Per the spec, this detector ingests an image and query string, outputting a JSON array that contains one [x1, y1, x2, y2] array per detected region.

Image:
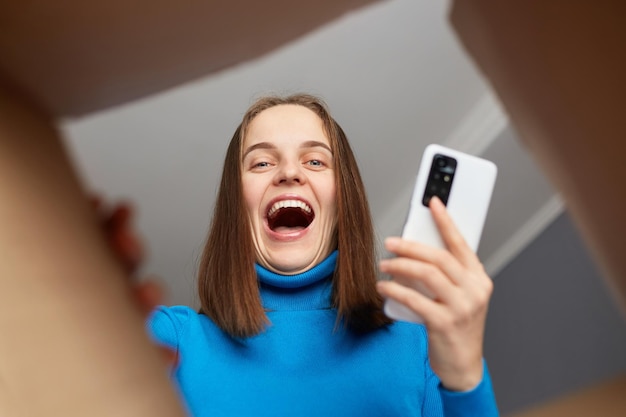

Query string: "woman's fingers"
[[428, 197, 481, 269], [90, 194, 176, 372], [133, 278, 165, 315], [379, 256, 458, 304], [94, 197, 144, 275], [134, 278, 177, 370], [376, 280, 443, 321], [378, 198, 493, 391], [383, 197, 486, 287], [108, 205, 144, 274], [384, 236, 467, 287]]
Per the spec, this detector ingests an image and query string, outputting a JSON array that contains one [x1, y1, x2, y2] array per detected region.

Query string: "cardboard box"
[[450, 1, 626, 413], [0, 0, 378, 117]]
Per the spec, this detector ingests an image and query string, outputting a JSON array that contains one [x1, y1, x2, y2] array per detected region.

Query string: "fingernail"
[[430, 196, 443, 210]]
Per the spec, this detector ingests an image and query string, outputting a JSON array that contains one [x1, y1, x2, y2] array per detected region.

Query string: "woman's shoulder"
[[149, 304, 198, 324], [146, 305, 205, 346], [383, 320, 430, 350], [387, 320, 428, 337]]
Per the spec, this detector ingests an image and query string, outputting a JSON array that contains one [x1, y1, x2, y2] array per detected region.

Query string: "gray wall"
[[485, 211, 626, 415]]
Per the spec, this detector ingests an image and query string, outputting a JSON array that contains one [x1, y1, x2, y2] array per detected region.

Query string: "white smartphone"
[[383, 144, 497, 323]]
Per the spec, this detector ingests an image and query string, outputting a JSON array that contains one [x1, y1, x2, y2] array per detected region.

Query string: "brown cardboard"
[[0, 0, 378, 117], [507, 374, 626, 417], [449, 0, 626, 314], [1, 0, 624, 414], [449, 1, 626, 414]]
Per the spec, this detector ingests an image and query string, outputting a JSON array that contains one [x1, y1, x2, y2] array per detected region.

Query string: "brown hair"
[[197, 93, 391, 338]]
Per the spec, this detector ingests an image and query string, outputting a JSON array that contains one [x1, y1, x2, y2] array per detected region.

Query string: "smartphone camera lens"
[[423, 153, 457, 207]]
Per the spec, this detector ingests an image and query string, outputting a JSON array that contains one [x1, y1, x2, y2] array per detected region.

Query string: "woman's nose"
[[275, 161, 305, 185]]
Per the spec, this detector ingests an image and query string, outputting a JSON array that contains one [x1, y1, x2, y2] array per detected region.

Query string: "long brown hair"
[[198, 93, 391, 338]]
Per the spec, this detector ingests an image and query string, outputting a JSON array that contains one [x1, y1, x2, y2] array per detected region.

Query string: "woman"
[[145, 93, 498, 416]]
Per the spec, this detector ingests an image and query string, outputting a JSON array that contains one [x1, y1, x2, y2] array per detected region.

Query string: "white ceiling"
[[60, 0, 559, 307]]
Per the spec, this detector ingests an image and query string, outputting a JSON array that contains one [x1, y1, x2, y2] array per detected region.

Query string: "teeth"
[[267, 200, 312, 217]]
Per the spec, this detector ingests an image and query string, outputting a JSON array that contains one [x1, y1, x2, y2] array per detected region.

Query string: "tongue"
[[273, 225, 306, 233], [268, 207, 311, 232]]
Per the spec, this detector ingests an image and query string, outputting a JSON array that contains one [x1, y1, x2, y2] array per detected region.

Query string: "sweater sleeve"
[[418, 323, 499, 417], [146, 305, 192, 350], [438, 360, 499, 417]]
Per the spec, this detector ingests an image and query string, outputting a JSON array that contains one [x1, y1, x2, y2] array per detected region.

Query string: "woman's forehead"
[[242, 105, 329, 149]]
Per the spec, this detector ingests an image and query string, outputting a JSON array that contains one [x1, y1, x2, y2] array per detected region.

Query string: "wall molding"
[[484, 194, 565, 277], [444, 91, 508, 155], [376, 91, 564, 279], [376, 91, 508, 240]]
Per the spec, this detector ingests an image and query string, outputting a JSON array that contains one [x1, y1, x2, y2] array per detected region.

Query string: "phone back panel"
[[402, 144, 497, 251], [384, 144, 497, 323]]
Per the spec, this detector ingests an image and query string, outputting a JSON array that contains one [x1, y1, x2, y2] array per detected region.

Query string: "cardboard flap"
[[0, 0, 378, 117]]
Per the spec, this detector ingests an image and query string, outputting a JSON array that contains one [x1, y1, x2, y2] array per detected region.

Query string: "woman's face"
[[241, 104, 337, 275]]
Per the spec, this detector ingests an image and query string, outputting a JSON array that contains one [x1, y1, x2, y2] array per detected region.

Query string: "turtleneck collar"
[[255, 250, 337, 311]]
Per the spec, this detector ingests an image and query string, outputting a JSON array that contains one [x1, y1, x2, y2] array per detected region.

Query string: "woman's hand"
[[92, 196, 177, 366], [376, 196, 493, 391]]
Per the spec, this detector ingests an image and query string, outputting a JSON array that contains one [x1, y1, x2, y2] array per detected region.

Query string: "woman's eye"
[[307, 159, 324, 167], [253, 161, 271, 169]]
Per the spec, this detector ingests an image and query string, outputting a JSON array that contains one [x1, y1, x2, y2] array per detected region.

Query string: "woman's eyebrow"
[[243, 140, 331, 159], [242, 142, 276, 160], [300, 140, 332, 153]]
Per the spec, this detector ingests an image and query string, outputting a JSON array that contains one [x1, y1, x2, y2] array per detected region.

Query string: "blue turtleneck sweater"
[[147, 251, 498, 416]]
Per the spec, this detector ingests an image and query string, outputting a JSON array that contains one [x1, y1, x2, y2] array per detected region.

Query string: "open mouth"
[[267, 199, 315, 233]]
